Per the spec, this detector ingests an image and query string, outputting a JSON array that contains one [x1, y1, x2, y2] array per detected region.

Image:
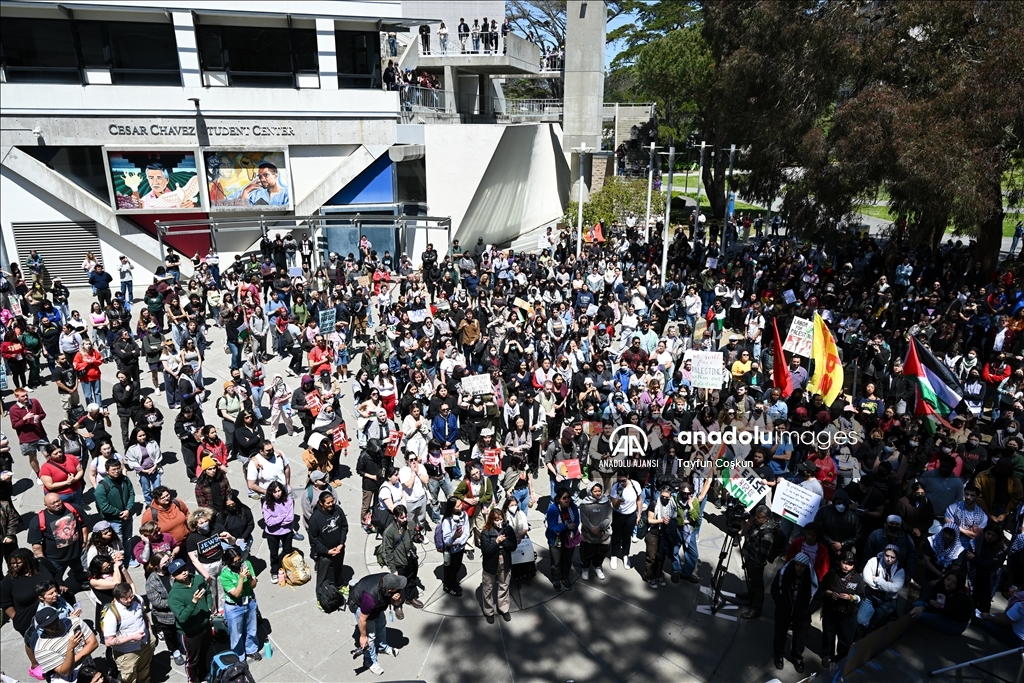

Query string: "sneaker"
[[581, 568, 590, 581], [172, 651, 185, 666], [623, 556, 631, 569], [681, 573, 700, 584], [647, 579, 659, 589], [369, 662, 384, 676], [821, 657, 832, 669], [671, 572, 680, 584], [248, 651, 262, 662], [740, 609, 761, 620], [293, 532, 305, 541], [500, 611, 511, 622], [594, 567, 606, 580], [658, 577, 667, 587], [29, 664, 45, 680], [609, 557, 618, 570], [554, 580, 564, 592], [271, 574, 279, 584], [793, 658, 805, 674], [129, 560, 140, 568], [485, 614, 495, 624], [563, 579, 571, 591], [247, 491, 260, 499], [773, 657, 784, 671]]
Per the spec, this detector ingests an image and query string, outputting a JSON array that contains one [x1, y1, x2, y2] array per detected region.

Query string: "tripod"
[[709, 531, 739, 614]]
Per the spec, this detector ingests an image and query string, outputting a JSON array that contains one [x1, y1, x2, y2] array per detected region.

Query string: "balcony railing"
[[498, 98, 563, 118], [401, 84, 447, 112], [418, 34, 509, 57]]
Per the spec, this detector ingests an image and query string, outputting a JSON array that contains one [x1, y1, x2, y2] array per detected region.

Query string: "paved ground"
[[2, 289, 1022, 683]]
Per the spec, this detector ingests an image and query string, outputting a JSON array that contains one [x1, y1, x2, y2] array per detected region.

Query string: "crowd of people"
[[2, 210, 1024, 681]]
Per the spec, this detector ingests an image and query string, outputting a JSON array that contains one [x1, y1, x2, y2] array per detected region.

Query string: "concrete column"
[[316, 18, 338, 90], [562, 0, 606, 201], [444, 65, 457, 114], [172, 12, 201, 89]]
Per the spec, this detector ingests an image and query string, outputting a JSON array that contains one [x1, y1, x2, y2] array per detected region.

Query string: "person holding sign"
[[544, 428, 583, 501]]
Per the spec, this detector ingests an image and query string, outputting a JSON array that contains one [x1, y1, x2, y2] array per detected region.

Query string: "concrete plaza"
[[0, 289, 1019, 683]]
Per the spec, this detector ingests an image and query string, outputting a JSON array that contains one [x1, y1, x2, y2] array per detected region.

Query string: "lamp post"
[[661, 145, 676, 286], [723, 143, 736, 255], [695, 141, 707, 243], [575, 142, 587, 258], [644, 141, 660, 243]]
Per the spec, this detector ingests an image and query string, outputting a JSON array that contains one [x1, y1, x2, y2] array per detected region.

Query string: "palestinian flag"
[[903, 336, 968, 431]]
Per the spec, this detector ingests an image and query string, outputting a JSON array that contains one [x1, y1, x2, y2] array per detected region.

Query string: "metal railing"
[[498, 98, 563, 118], [418, 34, 508, 57], [401, 84, 447, 112]]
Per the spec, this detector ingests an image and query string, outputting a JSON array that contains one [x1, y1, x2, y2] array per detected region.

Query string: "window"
[[0, 18, 79, 83], [196, 25, 318, 88], [0, 17, 180, 86], [19, 146, 109, 201], [335, 30, 380, 89]]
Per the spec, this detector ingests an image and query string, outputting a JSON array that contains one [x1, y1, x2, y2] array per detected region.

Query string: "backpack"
[[280, 550, 311, 586], [347, 574, 382, 614], [316, 580, 344, 614], [38, 503, 84, 533], [433, 523, 446, 552], [209, 651, 256, 683], [148, 498, 187, 522], [97, 599, 121, 645]]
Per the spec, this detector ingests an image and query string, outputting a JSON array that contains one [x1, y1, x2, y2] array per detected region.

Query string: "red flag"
[[594, 222, 605, 242], [772, 318, 793, 398]]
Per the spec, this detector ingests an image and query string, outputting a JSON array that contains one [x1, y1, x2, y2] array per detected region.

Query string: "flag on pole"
[[807, 313, 843, 406], [771, 318, 793, 398], [903, 335, 967, 431]]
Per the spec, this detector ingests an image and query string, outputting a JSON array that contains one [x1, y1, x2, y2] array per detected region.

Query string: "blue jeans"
[[674, 526, 700, 576], [138, 471, 161, 505], [108, 518, 134, 559], [911, 602, 969, 635], [82, 379, 101, 406], [976, 615, 1024, 647], [120, 280, 133, 301], [228, 342, 241, 370], [250, 384, 265, 419], [225, 599, 259, 657], [58, 489, 84, 508], [857, 593, 897, 629], [163, 372, 179, 406], [427, 474, 455, 522], [513, 487, 531, 511], [355, 609, 388, 666]]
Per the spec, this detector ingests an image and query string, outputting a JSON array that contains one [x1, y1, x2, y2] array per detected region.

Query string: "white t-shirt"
[[246, 453, 288, 491], [611, 479, 641, 516], [399, 466, 426, 505], [101, 597, 149, 653]]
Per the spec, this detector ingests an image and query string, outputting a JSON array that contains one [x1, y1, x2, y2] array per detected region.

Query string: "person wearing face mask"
[[864, 515, 918, 578], [184, 508, 224, 615], [963, 369, 985, 418], [925, 436, 964, 478], [642, 485, 678, 590], [291, 374, 319, 448], [819, 551, 862, 668], [770, 552, 818, 673], [895, 482, 935, 552], [959, 431, 989, 479], [858, 543, 905, 633], [813, 490, 862, 562], [308, 491, 348, 595]]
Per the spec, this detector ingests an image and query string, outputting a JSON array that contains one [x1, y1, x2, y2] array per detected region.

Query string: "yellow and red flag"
[[807, 313, 843, 406]]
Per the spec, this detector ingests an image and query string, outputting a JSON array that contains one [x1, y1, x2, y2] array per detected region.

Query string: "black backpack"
[[317, 581, 344, 614], [210, 651, 256, 683]]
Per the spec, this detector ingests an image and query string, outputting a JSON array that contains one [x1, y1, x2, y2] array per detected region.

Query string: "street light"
[[661, 145, 676, 286], [644, 142, 661, 243]]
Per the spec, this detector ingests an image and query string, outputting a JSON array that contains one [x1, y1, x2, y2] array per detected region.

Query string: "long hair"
[[483, 506, 505, 531]]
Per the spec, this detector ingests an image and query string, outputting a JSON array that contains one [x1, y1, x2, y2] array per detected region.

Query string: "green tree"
[[564, 178, 664, 229]]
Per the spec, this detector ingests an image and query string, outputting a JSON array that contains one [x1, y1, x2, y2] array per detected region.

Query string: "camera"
[[724, 495, 748, 536]]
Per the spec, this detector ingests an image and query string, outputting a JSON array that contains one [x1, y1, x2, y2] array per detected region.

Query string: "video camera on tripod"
[[724, 494, 749, 537]]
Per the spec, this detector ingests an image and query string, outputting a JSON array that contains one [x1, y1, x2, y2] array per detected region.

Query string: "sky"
[[605, 10, 636, 69]]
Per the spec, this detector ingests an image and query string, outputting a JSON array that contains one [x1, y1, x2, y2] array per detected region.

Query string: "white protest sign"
[[460, 374, 492, 396], [720, 465, 769, 511], [690, 351, 724, 390], [783, 317, 814, 357], [770, 478, 823, 526], [408, 309, 428, 323], [318, 308, 336, 330], [782, 289, 797, 305]]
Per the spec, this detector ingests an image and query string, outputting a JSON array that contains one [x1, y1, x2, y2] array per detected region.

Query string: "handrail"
[[401, 84, 447, 112]]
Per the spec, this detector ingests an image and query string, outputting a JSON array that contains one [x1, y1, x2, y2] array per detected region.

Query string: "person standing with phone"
[[167, 558, 212, 683]]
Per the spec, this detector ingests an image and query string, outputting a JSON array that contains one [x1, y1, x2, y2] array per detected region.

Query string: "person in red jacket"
[[9, 387, 48, 478], [73, 339, 104, 407], [785, 522, 830, 583]]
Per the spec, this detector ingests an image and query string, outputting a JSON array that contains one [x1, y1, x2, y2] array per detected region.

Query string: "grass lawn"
[[855, 204, 1020, 237]]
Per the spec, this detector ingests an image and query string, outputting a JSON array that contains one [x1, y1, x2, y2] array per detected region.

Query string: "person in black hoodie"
[[813, 490, 862, 563], [819, 551, 862, 668], [357, 439, 385, 532], [770, 552, 819, 673], [308, 490, 348, 590]]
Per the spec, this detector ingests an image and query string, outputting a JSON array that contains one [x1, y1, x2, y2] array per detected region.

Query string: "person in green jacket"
[[94, 459, 137, 565], [20, 322, 44, 388], [167, 558, 212, 683]]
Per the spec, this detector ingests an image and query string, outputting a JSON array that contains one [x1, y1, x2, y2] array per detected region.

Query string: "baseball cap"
[[35, 606, 60, 629], [310, 470, 327, 482], [168, 558, 189, 576]]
